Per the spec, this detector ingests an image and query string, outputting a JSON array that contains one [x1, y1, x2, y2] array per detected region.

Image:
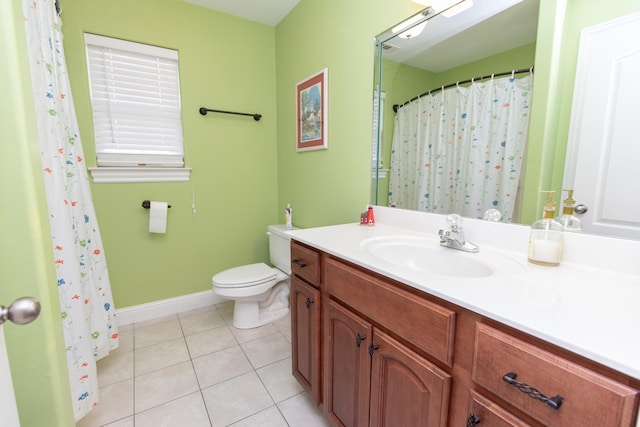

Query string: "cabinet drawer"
[[467, 390, 531, 427], [291, 241, 320, 286], [325, 257, 456, 367], [472, 323, 639, 427]]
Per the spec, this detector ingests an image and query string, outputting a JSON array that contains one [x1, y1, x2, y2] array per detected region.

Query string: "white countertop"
[[288, 207, 640, 380]]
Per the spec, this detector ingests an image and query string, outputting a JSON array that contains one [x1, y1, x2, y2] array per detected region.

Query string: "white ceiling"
[[182, 0, 301, 26]]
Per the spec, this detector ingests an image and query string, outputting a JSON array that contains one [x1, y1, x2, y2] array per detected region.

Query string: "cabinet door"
[[369, 329, 451, 427], [291, 276, 322, 404], [324, 299, 372, 427]]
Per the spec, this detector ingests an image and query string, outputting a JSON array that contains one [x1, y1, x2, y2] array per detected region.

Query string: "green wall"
[[274, 0, 421, 228], [61, 0, 279, 308], [1, 1, 75, 426], [4, 1, 640, 425]]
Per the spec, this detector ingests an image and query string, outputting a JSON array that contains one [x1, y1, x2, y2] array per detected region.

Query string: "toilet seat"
[[213, 263, 277, 288]]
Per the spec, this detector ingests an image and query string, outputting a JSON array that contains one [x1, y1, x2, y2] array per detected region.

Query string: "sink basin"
[[361, 236, 524, 278]]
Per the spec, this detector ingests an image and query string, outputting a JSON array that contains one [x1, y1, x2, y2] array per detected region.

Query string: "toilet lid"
[[213, 263, 277, 288]]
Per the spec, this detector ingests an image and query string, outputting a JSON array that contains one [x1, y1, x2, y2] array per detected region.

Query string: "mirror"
[[372, 0, 539, 223]]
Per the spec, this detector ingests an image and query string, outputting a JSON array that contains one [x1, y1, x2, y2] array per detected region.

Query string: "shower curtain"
[[388, 74, 533, 222], [22, 0, 118, 420]]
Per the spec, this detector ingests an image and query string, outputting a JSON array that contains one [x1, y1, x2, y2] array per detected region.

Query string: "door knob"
[[574, 204, 588, 214], [0, 297, 41, 326]]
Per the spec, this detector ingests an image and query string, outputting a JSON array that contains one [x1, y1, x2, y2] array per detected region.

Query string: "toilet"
[[212, 225, 296, 329]]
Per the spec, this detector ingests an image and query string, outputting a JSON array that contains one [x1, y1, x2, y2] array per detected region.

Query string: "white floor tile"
[[256, 357, 303, 403], [192, 345, 253, 389], [111, 324, 134, 355], [135, 391, 210, 427], [179, 307, 227, 336], [241, 333, 291, 369], [76, 379, 134, 427], [97, 350, 134, 387], [134, 313, 178, 329], [278, 392, 330, 427], [229, 322, 280, 344], [228, 406, 288, 427], [134, 318, 183, 350], [135, 360, 199, 413], [134, 336, 190, 376], [185, 325, 238, 359], [86, 303, 327, 427], [102, 417, 134, 427], [202, 371, 274, 427]]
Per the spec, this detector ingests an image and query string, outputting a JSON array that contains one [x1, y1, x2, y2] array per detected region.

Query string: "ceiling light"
[[412, 0, 474, 17], [391, 8, 431, 38]]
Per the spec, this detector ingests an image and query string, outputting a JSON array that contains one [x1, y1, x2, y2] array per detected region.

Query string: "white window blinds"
[[84, 34, 184, 167]]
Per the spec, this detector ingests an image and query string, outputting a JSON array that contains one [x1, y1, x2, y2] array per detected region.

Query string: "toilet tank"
[[268, 224, 298, 274]]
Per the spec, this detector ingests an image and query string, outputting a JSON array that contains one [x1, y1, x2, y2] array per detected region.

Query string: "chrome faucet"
[[438, 214, 479, 253]]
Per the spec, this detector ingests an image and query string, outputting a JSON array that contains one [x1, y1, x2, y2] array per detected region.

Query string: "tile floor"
[[76, 302, 330, 427]]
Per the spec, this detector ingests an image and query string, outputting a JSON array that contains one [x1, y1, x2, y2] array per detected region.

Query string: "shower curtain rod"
[[392, 66, 534, 113]]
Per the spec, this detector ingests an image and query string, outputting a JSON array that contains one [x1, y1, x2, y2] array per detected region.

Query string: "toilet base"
[[232, 282, 290, 329]]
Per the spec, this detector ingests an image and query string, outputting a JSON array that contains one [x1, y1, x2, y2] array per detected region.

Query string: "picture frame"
[[296, 68, 328, 151]]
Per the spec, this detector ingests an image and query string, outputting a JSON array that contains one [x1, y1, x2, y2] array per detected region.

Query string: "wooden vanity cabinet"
[[323, 256, 452, 427], [290, 242, 322, 404], [471, 323, 640, 427], [290, 241, 640, 427]]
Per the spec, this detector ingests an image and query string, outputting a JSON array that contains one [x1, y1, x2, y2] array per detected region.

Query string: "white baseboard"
[[115, 290, 227, 326]]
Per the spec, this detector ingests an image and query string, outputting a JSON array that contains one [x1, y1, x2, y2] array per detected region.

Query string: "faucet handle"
[[446, 213, 463, 231]]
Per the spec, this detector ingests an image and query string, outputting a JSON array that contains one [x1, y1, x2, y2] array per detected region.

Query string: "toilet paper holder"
[[142, 200, 171, 209]]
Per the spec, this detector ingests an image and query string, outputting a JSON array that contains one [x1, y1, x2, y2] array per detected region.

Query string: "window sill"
[[89, 167, 191, 183]]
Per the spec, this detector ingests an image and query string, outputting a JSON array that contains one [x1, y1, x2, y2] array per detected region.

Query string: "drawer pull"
[[355, 333, 366, 347], [305, 297, 314, 308], [466, 414, 481, 426], [503, 372, 564, 410], [292, 259, 307, 268]]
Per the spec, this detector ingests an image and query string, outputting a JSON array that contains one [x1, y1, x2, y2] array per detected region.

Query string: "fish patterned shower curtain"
[[389, 74, 533, 222], [21, 0, 118, 420]]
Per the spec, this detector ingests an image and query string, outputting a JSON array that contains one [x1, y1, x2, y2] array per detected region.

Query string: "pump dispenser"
[[555, 189, 582, 232], [528, 191, 563, 266]]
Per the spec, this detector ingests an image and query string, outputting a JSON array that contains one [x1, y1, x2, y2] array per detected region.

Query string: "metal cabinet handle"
[[355, 333, 366, 347], [368, 342, 380, 357], [292, 259, 307, 268], [0, 297, 41, 326], [305, 297, 314, 308], [503, 372, 563, 410], [466, 414, 481, 426]]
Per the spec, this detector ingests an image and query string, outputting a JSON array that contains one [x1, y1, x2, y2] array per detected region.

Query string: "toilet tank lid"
[[268, 224, 299, 238], [213, 263, 276, 287]]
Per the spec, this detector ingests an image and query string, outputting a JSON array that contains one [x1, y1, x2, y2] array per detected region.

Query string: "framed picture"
[[296, 68, 328, 151]]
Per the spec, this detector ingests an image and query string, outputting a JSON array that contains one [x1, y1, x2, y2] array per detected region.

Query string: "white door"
[[0, 326, 20, 427], [564, 12, 640, 239]]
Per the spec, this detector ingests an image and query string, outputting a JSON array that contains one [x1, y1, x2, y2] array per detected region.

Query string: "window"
[[84, 34, 185, 170]]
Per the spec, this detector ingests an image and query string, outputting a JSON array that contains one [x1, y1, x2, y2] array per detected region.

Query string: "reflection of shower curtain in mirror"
[[388, 75, 533, 222]]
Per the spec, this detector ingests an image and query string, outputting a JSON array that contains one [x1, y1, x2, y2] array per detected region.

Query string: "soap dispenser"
[[555, 189, 582, 232], [528, 191, 563, 266]]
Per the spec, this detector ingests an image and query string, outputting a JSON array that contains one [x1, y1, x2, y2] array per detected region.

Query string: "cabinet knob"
[[503, 371, 563, 410], [466, 414, 481, 426], [305, 297, 314, 308], [292, 259, 307, 268], [355, 333, 366, 347], [368, 342, 380, 357]]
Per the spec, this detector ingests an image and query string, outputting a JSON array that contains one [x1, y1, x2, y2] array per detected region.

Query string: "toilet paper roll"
[[148, 201, 168, 233]]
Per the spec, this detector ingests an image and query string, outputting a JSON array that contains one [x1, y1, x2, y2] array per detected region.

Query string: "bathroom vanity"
[[289, 207, 640, 427]]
